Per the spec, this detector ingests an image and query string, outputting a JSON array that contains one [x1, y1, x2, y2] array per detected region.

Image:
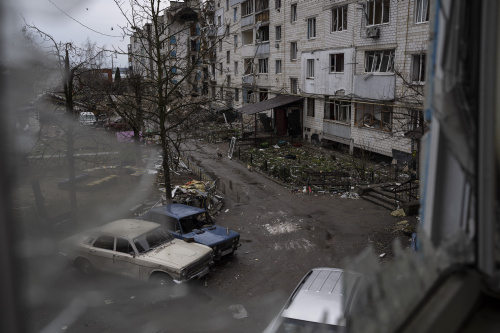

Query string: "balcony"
[[255, 42, 270, 56], [242, 74, 254, 85], [255, 10, 269, 22], [353, 74, 395, 100], [323, 120, 351, 144], [241, 15, 254, 27]]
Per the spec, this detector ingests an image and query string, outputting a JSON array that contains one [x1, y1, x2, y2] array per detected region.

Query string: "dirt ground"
[[15, 140, 418, 332]]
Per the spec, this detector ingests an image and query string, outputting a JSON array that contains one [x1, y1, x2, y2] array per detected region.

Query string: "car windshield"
[[275, 318, 344, 333], [133, 227, 174, 254], [179, 213, 209, 233]]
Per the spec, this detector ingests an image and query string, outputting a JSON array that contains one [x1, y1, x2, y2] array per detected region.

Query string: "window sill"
[[306, 77, 314, 80], [363, 72, 395, 76], [329, 71, 345, 74], [415, 20, 429, 25], [410, 81, 426, 86], [308, 37, 317, 40], [366, 22, 390, 27]]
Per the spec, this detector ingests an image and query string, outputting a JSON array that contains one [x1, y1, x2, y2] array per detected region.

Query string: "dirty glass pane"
[[93, 235, 114, 250], [115, 238, 132, 253]]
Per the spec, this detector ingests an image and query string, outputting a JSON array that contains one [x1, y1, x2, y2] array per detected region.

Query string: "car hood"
[[140, 239, 211, 270], [183, 225, 239, 247]]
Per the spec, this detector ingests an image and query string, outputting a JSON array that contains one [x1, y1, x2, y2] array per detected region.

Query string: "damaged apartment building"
[[211, 0, 429, 161]]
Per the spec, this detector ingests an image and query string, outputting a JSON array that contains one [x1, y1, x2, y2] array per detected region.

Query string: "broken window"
[[275, 0, 281, 9], [234, 34, 238, 47], [290, 42, 298, 60], [256, 0, 269, 11], [365, 49, 395, 73], [242, 0, 254, 16], [330, 53, 344, 73], [307, 98, 315, 117], [408, 109, 423, 131], [332, 6, 348, 32], [259, 58, 269, 73], [275, 59, 282, 74], [260, 89, 268, 101], [257, 25, 269, 42], [306, 59, 314, 78], [366, 0, 390, 26], [234, 61, 239, 74], [307, 17, 316, 39], [415, 0, 429, 23], [244, 58, 254, 74], [355, 102, 392, 131], [242, 29, 254, 45], [275, 25, 282, 41], [234, 7, 238, 22], [290, 77, 298, 94], [411, 53, 426, 82], [291, 3, 297, 22], [324, 99, 351, 123]]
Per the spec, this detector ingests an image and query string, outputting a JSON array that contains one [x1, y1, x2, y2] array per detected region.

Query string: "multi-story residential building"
[[212, 0, 430, 161]]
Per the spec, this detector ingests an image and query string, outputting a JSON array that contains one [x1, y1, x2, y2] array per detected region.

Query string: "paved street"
[[25, 140, 401, 333]]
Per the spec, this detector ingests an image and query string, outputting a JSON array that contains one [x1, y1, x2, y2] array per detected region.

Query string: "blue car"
[[141, 204, 240, 260]]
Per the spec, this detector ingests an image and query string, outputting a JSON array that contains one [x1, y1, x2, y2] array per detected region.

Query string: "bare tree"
[[112, 0, 227, 202]]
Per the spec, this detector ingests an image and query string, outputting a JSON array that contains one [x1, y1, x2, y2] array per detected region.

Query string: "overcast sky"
[[11, 0, 132, 68]]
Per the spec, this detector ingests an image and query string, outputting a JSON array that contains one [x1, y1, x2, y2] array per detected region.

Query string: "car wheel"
[[149, 272, 174, 287], [75, 258, 94, 275]]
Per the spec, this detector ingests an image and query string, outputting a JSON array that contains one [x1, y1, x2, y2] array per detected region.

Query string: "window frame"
[[415, 0, 429, 23], [307, 98, 315, 117], [307, 17, 316, 39], [235, 88, 240, 101], [411, 53, 426, 83], [258, 58, 269, 74], [275, 25, 282, 41], [354, 102, 393, 132], [291, 3, 297, 22], [275, 59, 282, 74], [366, 0, 390, 26], [290, 42, 298, 60], [242, 0, 254, 17], [364, 49, 395, 73], [306, 59, 315, 78], [234, 61, 239, 75], [329, 53, 345, 73], [290, 77, 298, 94], [324, 99, 351, 124], [331, 5, 348, 32], [227, 50, 230, 63], [275, 0, 281, 9]]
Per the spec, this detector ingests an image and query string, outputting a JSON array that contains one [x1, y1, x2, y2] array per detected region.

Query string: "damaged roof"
[[236, 94, 303, 115]]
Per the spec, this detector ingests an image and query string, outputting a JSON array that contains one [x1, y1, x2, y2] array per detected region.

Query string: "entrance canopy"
[[236, 95, 304, 115]]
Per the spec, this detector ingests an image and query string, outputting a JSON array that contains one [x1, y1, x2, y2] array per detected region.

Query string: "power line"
[[47, 0, 122, 38]]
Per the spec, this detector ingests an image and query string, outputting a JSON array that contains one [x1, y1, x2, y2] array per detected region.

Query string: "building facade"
[[212, 0, 429, 159]]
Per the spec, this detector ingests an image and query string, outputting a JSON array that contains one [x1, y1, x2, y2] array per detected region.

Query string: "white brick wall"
[[211, 0, 428, 158]]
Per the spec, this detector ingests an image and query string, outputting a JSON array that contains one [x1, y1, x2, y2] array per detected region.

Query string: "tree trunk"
[[64, 49, 78, 226]]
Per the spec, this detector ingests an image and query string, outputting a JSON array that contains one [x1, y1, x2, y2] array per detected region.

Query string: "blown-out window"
[[365, 49, 394, 73], [355, 103, 392, 131]]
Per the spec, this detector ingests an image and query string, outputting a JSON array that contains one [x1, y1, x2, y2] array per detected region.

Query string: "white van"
[[79, 112, 96, 126]]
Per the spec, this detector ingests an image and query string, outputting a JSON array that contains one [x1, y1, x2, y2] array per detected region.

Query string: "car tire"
[[149, 272, 174, 287], [75, 258, 94, 276]]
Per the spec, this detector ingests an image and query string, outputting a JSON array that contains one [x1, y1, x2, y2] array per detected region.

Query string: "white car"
[[59, 219, 213, 284], [264, 268, 361, 332]]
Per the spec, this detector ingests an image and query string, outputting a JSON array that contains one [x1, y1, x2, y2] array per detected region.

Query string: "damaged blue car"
[[141, 203, 240, 260]]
